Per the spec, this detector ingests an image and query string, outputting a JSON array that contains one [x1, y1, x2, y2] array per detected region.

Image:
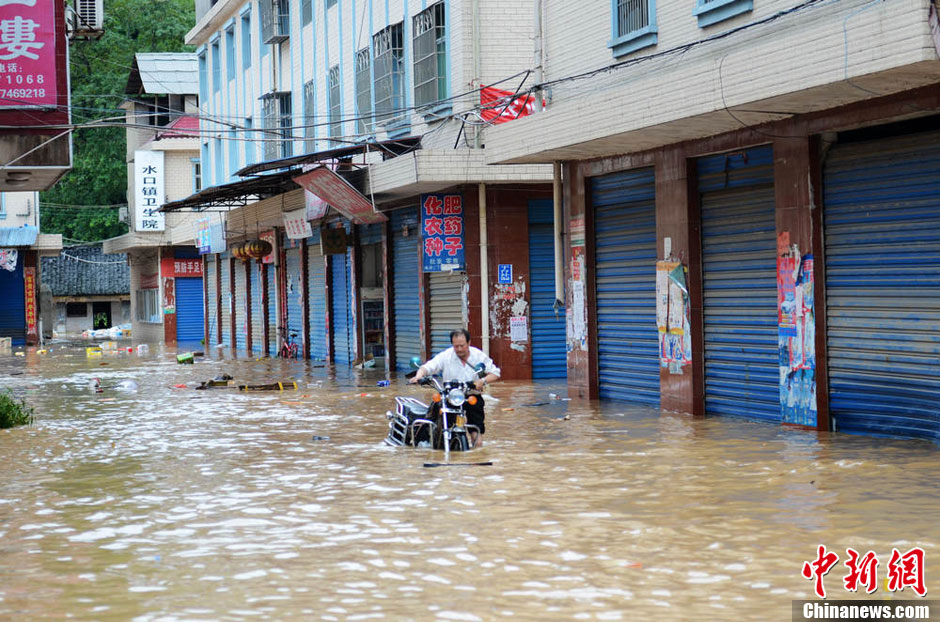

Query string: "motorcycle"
[[385, 366, 486, 453]]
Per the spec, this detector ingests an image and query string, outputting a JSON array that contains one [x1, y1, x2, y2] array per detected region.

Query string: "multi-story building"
[[167, 0, 562, 377], [103, 53, 206, 346], [482, 0, 940, 441]]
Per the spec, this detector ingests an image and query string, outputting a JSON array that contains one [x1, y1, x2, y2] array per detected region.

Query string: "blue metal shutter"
[[528, 199, 567, 378], [699, 145, 778, 422], [392, 208, 421, 371], [331, 249, 353, 364], [285, 244, 304, 351], [0, 260, 25, 346], [205, 255, 218, 346], [234, 259, 248, 351], [266, 262, 277, 356], [175, 277, 205, 344], [823, 131, 940, 441], [250, 263, 264, 353], [307, 232, 328, 360], [591, 168, 660, 405], [219, 256, 232, 347], [428, 271, 465, 354]]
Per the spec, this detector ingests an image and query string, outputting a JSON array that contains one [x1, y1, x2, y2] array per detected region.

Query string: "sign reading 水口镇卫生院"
[[421, 193, 464, 272], [0, 0, 58, 109], [134, 150, 166, 232]]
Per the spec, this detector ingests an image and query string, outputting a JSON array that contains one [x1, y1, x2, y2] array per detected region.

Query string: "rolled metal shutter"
[[528, 199, 567, 379], [823, 131, 940, 441], [331, 249, 353, 364], [307, 232, 328, 360], [234, 259, 248, 352], [592, 168, 659, 405], [266, 262, 277, 356], [0, 260, 26, 346], [205, 255, 218, 346], [219, 256, 232, 347], [428, 271, 466, 354], [250, 263, 264, 353], [285, 243, 304, 350], [175, 277, 205, 344], [392, 208, 421, 371], [699, 145, 778, 421]]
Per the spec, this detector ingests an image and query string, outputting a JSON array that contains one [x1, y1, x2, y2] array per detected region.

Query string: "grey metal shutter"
[[307, 230, 328, 360], [175, 277, 205, 344], [591, 167, 659, 405], [529, 199, 567, 379], [219, 255, 232, 347], [266, 262, 277, 357], [205, 255, 218, 346], [0, 260, 25, 346], [331, 249, 354, 364], [428, 271, 466, 354], [234, 259, 248, 352], [823, 130, 940, 441], [698, 145, 778, 421], [285, 243, 304, 350], [250, 263, 264, 353], [392, 208, 421, 370]]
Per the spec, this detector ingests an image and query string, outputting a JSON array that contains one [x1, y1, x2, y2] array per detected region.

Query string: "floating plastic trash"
[[177, 352, 194, 364], [136, 344, 149, 355], [86, 347, 102, 357]]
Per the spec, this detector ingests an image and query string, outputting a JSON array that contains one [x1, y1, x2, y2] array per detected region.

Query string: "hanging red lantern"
[[245, 239, 273, 259], [231, 241, 249, 261]]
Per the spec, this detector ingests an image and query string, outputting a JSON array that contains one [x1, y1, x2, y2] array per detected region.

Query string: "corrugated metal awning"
[[0, 226, 38, 246], [159, 169, 302, 212], [236, 136, 421, 177]]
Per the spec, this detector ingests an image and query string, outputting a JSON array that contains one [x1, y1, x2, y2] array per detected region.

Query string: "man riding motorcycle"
[[409, 328, 500, 448]]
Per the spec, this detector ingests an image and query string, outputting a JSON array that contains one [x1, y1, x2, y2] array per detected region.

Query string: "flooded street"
[[0, 344, 937, 621]]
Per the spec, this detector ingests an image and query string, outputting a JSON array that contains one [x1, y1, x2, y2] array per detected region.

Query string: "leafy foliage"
[[40, 0, 195, 242], [0, 390, 34, 429]]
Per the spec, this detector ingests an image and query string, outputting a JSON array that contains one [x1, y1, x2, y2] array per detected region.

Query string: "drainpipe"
[[553, 162, 564, 309], [534, 0, 543, 108], [472, 0, 481, 148], [479, 182, 489, 354]]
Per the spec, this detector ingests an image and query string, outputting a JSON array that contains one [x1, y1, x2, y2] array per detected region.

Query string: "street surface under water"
[[0, 343, 937, 621]]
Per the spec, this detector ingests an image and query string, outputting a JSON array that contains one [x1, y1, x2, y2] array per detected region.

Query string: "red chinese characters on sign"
[[172, 259, 204, 278], [0, 0, 57, 108], [23, 266, 36, 337], [421, 193, 464, 272], [802, 546, 928, 599]]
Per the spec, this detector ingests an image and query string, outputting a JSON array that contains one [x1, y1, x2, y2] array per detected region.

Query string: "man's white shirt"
[[420, 346, 501, 383]]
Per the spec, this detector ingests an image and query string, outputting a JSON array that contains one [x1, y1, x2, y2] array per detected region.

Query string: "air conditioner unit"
[[75, 0, 104, 32]]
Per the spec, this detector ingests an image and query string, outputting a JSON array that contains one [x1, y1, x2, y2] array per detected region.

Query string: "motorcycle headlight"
[[446, 388, 466, 407]]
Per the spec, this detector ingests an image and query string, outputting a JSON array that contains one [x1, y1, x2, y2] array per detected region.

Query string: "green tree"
[[40, 0, 195, 242]]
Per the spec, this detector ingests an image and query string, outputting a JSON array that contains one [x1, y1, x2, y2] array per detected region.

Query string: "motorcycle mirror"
[[474, 362, 486, 377], [410, 356, 422, 370]]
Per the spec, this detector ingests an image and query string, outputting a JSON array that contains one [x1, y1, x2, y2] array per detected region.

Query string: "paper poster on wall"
[[510, 316, 528, 342], [0, 249, 17, 271], [778, 249, 817, 427], [656, 261, 692, 371]]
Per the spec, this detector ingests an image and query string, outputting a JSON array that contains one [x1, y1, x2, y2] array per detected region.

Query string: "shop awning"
[[159, 168, 301, 212], [293, 166, 387, 225], [236, 136, 421, 177]]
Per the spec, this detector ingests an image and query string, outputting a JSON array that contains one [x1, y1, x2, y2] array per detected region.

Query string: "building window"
[[261, 91, 292, 160], [609, 0, 657, 57], [214, 137, 224, 185], [261, 0, 290, 44], [326, 0, 337, 8], [355, 47, 371, 137], [201, 142, 210, 186], [302, 0, 312, 25], [225, 25, 235, 81], [303, 79, 315, 152], [413, 2, 446, 109], [66, 302, 87, 317], [692, 0, 752, 28], [136, 289, 160, 323], [228, 129, 238, 178], [328, 64, 341, 143], [198, 49, 208, 104], [245, 117, 256, 165], [241, 12, 252, 69], [372, 22, 404, 124], [211, 38, 221, 92], [192, 158, 202, 192], [0, 194, 5, 220]]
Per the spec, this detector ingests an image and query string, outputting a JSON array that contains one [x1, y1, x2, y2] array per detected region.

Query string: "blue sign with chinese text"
[[421, 193, 465, 272], [498, 264, 512, 284]]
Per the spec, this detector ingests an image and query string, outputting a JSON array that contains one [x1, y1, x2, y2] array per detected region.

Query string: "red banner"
[[480, 86, 538, 125], [24, 266, 36, 337], [0, 0, 58, 108], [172, 258, 203, 277]]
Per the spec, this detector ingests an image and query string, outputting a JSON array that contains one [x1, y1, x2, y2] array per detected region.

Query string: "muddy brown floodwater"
[[0, 343, 937, 621]]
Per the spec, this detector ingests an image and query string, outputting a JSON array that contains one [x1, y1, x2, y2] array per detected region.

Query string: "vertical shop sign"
[[195, 216, 211, 254], [421, 193, 464, 272], [0, 0, 58, 109], [134, 150, 166, 231], [23, 266, 36, 338]]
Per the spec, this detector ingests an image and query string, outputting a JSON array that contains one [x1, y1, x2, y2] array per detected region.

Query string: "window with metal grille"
[[135, 290, 160, 323], [261, 92, 293, 160], [355, 48, 372, 136], [609, 0, 656, 57], [261, 0, 290, 44], [372, 23, 404, 124], [192, 158, 202, 192], [328, 65, 342, 143], [413, 2, 446, 108], [303, 79, 315, 152]]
